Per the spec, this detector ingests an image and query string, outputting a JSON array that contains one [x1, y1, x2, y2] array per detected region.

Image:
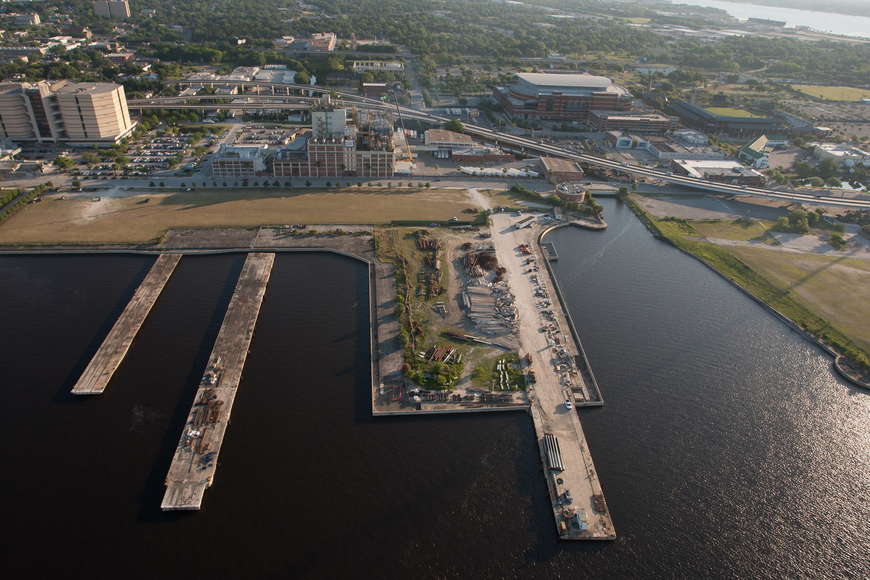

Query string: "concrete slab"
[[161, 253, 274, 510], [71, 254, 181, 395]]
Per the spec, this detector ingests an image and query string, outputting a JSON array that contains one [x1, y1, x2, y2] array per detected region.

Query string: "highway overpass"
[[128, 87, 870, 210]]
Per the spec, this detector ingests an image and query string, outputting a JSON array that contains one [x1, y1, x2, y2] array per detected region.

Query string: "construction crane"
[[387, 90, 414, 163]]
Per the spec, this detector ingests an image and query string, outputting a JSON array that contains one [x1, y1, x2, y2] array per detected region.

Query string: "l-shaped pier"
[[71, 254, 181, 395], [161, 252, 275, 510]]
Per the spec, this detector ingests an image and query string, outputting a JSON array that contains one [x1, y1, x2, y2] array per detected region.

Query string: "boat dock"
[[161, 252, 275, 511], [71, 254, 181, 395]]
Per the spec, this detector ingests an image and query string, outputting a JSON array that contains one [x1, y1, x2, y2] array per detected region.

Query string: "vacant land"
[[703, 107, 757, 118], [726, 246, 870, 351], [792, 85, 870, 102], [0, 187, 475, 244], [691, 219, 775, 242]]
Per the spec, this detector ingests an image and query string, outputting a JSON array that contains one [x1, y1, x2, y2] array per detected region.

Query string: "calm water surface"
[[671, 0, 870, 38], [1, 203, 868, 578]]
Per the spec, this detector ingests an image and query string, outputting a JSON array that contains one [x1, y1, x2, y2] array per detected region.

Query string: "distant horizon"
[[667, 0, 870, 38], [666, 0, 870, 18]]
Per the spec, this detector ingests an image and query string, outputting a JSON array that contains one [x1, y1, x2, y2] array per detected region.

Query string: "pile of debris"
[[426, 345, 460, 364], [462, 282, 518, 333]]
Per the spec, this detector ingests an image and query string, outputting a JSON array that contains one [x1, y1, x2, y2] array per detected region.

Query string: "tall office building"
[[94, 0, 131, 18], [0, 81, 135, 144]]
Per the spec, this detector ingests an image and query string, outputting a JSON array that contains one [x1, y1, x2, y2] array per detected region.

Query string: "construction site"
[[372, 225, 529, 415]]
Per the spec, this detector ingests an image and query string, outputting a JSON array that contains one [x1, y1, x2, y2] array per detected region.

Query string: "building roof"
[[427, 129, 472, 145], [517, 73, 611, 91], [675, 159, 761, 178], [53, 82, 122, 95], [540, 157, 581, 173]]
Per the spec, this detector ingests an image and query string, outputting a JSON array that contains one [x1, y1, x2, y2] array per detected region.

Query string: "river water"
[[670, 0, 870, 39], [1, 200, 868, 578]]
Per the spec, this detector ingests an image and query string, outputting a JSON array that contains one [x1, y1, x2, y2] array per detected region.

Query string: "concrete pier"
[[71, 254, 181, 395], [489, 212, 616, 540], [161, 252, 275, 511]]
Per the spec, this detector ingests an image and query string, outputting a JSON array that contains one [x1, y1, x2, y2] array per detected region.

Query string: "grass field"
[[792, 84, 870, 102], [703, 107, 758, 118], [726, 246, 870, 351], [0, 187, 474, 244], [691, 219, 776, 242]]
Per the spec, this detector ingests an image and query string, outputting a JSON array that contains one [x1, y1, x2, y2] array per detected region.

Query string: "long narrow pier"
[[161, 252, 275, 511], [71, 254, 181, 395]]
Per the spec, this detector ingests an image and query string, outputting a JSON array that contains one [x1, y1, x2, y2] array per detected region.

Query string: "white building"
[[211, 144, 268, 178], [352, 61, 404, 75], [13, 14, 41, 26], [672, 129, 708, 145], [812, 143, 870, 166]]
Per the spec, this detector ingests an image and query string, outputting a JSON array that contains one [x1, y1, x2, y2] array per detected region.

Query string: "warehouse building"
[[588, 111, 677, 134], [539, 157, 584, 183]]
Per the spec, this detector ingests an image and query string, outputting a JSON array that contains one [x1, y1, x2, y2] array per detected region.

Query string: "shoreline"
[[622, 195, 870, 391]]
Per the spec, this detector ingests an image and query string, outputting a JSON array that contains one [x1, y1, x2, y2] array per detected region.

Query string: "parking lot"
[[234, 125, 300, 146]]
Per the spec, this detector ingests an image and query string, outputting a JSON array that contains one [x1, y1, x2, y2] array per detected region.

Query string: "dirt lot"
[[376, 223, 524, 395], [0, 187, 475, 244]]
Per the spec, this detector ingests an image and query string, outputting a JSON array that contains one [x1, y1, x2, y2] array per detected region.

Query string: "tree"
[[825, 177, 842, 188], [326, 181, 332, 187], [788, 209, 807, 225], [306, 180, 312, 187], [443, 119, 464, 133], [817, 157, 838, 179], [149, 181, 155, 187], [617, 186, 629, 196], [71, 180, 81, 188], [53, 156, 75, 170], [631, 182, 638, 191]]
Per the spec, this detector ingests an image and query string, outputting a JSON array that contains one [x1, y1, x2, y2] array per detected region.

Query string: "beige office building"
[[0, 81, 135, 144], [94, 0, 131, 18]]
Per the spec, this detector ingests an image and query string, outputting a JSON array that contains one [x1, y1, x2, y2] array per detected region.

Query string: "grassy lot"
[[0, 187, 473, 244], [792, 84, 870, 102], [691, 218, 777, 242], [703, 107, 758, 118], [481, 188, 552, 211], [726, 246, 870, 351]]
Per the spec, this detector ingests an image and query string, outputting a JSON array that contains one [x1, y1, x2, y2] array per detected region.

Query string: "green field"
[[726, 246, 870, 352], [0, 187, 473, 244], [792, 84, 870, 102], [703, 107, 758, 118]]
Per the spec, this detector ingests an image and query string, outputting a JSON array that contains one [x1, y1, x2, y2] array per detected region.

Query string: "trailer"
[[515, 216, 536, 230]]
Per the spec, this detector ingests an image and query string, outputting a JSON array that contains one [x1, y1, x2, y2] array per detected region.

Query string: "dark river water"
[[1, 199, 868, 579]]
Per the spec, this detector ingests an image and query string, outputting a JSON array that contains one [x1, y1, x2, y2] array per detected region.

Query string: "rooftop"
[[517, 73, 612, 90], [540, 157, 581, 172], [427, 129, 473, 145]]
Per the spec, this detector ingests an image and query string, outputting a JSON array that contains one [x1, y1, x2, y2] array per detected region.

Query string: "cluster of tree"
[[774, 208, 827, 234]]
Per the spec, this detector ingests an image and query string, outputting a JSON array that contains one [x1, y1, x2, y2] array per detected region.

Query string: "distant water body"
[[670, 0, 870, 39]]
